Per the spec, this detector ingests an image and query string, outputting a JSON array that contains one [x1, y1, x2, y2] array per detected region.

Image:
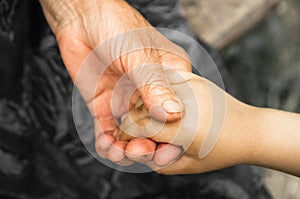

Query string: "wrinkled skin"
[[39, 0, 249, 172], [39, 0, 191, 164]]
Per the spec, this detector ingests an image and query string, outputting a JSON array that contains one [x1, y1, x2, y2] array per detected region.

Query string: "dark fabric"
[[0, 0, 272, 198]]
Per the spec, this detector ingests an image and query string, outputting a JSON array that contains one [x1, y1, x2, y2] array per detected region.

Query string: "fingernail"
[[162, 100, 181, 113]]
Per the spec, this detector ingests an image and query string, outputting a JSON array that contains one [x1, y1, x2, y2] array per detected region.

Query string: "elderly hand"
[[39, 0, 191, 165]]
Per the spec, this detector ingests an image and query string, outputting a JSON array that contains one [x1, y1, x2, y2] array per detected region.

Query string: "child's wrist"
[[221, 100, 259, 165]]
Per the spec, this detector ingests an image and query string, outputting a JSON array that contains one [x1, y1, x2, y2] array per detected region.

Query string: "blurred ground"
[[182, 0, 300, 198]]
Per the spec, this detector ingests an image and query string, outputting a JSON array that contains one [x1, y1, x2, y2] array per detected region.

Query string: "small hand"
[[119, 71, 252, 174]]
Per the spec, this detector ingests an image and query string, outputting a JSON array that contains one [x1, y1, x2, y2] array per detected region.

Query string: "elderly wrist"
[[39, 0, 78, 33], [39, 0, 107, 33], [39, 0, 130, 34]]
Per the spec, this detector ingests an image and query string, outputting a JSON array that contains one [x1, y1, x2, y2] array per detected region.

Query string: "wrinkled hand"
[[39, 0, 191, 165]]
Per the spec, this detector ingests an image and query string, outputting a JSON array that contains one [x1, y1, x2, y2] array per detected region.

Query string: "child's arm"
[[101, 70, 300, 176], [247, 108, 300, 176]]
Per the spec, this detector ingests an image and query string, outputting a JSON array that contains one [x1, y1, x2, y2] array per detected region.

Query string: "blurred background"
[[182, 0, 300, 198], [0, 0, 299, 198]]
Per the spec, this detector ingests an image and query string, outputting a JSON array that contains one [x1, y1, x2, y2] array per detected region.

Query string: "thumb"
[[131, 63, 183, 122]]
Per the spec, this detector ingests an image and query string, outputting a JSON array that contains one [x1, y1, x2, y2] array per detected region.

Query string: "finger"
[[153, 143, 183, 167], [154, 155, 196, 175], [97, 150, 109, 159], [116, 158, 134, 167], [119, 106, 181, 144], [95, 133, 116, 158], [118, 129, 135, 142], [124, 49, 183, 122], [96, 133, 116, 151], [118, 104, 151, 139], [94, 118, 103, 139], [125, 138, 156, 163], [107, 141, 127, 162], [135, 64, 183, 122]]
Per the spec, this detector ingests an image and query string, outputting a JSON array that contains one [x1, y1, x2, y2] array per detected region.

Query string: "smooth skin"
[[119, 71, 300, 176], [39, 0, 191, 165]]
